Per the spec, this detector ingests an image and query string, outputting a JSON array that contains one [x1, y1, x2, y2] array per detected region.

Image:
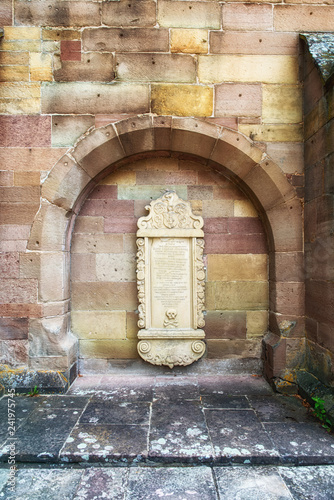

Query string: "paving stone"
[[248, 395, 316, 424], [0, 469, 83, 500], [149, 401, 213, 462], [127, 466, 218, 499], [154, 383, 200, 402], [264, 422, 334, 465], [60, 424, 149, 463], [214, 466, 293, 500], [0, 407, 80, 462], [80, 401, 150, 426], [75, 467, 129, 500], [38, 395, 89, 410], [202, 395, 250, 410], [279, 465, 334, 499], [199, 376, 272, 396], [205, 409, 279, 464], [0, 396, 45, 446]]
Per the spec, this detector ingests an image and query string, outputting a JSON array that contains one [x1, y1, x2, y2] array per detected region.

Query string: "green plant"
[[28, 386, 39, 397], [312, 397, 332, 431]]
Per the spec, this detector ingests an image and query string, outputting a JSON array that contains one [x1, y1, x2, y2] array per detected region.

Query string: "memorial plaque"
[[136, 191, 206, 368]]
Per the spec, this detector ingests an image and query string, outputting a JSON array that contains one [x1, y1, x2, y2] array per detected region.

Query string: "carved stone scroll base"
[[138, 330, 206, 369]]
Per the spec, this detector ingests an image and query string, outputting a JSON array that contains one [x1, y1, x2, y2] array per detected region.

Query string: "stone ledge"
[[0, 364, 76, 394]]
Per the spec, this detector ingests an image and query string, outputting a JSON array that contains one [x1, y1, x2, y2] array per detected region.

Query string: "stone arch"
[[27, 115, 304, 383]]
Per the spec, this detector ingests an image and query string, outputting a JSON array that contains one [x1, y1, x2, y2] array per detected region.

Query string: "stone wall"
[[1, 0, 332, 386], [303, 37, 334, 385], [71, 156, 268, 370]]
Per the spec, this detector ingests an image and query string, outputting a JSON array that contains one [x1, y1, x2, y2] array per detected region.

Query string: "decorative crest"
[[137, 191, 203, 231]]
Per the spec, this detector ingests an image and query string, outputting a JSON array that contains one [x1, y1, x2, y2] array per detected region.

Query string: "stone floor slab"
[[74, 467, 128, 500], [202, 395, 250, 409], [79, 401, 151, 425], [248, 395, 316, 423], [214, 466, 293, 499], [199, 376, 272, 396], [127, 466, 218, 499], [60, 424, 149, 463], [279, 465, 334, 499], [264, 422, 334, 465], [205, 409, 279, 464]]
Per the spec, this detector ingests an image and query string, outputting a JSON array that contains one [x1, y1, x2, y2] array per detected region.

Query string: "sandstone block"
[[205, 233, 268, 254], [83, 28, 169, 53], [171, 29, 208, 54], [72, 311, 127, 340], [19, 253, 40, 279], [14, 172, 40, 186], [270, 281, 305, 316], [198, 55, 298, 84], [266, 198, 303, 252], [4, 26, 40, 40], [228, 217, 265, 234], [30, 53, 53, 81], [71, 254, 96, 283], [101, 170, 136, 186], [0, 40, 41, 52], [39, 253, 69, 302], [29, 315, 70, 357], [215, 83, 261, 118], [0, 203, 40, 225], [266, 142, 304, 174], [0, 52, 29, 66], [71, 234, 123, 254], [102, 1, 156, 27], [80, 199, 134, 217], [158, 1, 221, 29], [79, 339, 138, 359], [88, 185, 118, 200], [0, 116, 51, 148], [0, 279, 38, 304], [73, 216, 104, 234], [246, 311, 268, 338], [210, 31, 299, 55], [0, 147, 67, 172], [0, 318, 28, 340], [71, 282, 137, 311], [204, 311, 247, 339], [15, 1, 101, 27], [27, 202, 70, 252], [0, 66, 30, 83], [126, 311, 138, 340], [54, 53, 114, 82], [136, 170, 197, 186], [116, 54, 196, 83], [274, 5, 334, 32], [269, 251, 304, 282], [207, 254, 267, 282], [42, 155, 92, 212], [262, 84, 302, 124], [188, 186, 213, 200], [151, 84, 213, 117], [60, 40, 81, 61], [1, 339, 29, 366], [223, 4, 273, 31], [42, 82, 150, 115], [202, 200, 234, 218], [52, 115, 95, 147], [42, 29, 81, 41], [0, 186, 40, 203], [204, 218, 228, 234], [206, 339, 262, 359], [239, 124, 303, 142], [0, 82, 41, 100], [118, 185, 187, 201], [0, 0, 12, 25], [0, 225, 30, 241], [0, 253, 20, 279], [0, 171, 13, 187], [207, 282, 269, 310], [234, 200, 258, 217], [171, 118, 221, 161], [105, 217, 139, 234], [96, 254, 136, 283]]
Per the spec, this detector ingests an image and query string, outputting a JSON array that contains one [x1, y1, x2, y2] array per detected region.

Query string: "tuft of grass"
[[28, 385, 39, 397], [312, 397, 332, 432]]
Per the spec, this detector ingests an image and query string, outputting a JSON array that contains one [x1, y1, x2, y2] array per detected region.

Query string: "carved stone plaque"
[[136, 191, 206, 368]]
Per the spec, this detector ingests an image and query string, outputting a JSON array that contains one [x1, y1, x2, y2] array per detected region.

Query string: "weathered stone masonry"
[[0, 0, 333, 391]]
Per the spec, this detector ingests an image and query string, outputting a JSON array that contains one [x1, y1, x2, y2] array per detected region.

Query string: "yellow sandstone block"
[[0, 41, 41, 52], [210, 282, 269, 311], [42, 29, 81, 41], [239, 123, 303, 142], [151, 84, 213, 117], [262, 85, 303, 124], [101, 170, 136, 186], [0, 66, 29, 82], [0, 83, 40, 99], [234, 200, 258, 217], [246, 310, 268, 338], [198, 55, 299, 84], [207, 254, 268, 281], [171, 29, 208, 54], [30, 53, 53, 82], [72, 310, 127, 340], [0, 98, 41, 114], [0, 52, 29, 65], [79, 339, 138, 359], [4, 27, 41, 41]]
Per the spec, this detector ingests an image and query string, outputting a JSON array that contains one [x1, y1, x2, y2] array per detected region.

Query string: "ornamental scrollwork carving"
[[196, 238, 205, 329], [136, 238, 146, 329], [137, 191, 204, 231]]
